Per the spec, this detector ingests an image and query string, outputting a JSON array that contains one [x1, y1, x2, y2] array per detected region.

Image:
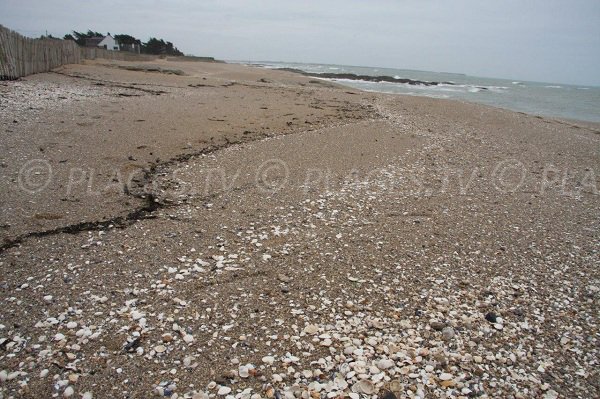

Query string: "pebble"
[[380, 391, 397, 399], [440, 380, 456, 388], [63, 386, 74, 397], [183, 334, 194, 343], [442, 327, 455, 340], [439, 373, 453, 381], [218, 386, 232, 395], [543, 390, 559, 399], [377, 359, 394, 370], [262, 356, 275, 365], [430, 321, 445, 331], [304, 324, 319, 335], [485, 312, 498, 323], [238, 365, 250, 378], [131, 310, 144, 320], [155, 345, 167, 353]]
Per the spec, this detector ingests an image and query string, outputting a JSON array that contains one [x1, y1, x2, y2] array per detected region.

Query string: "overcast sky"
[[2, 0, 599, 85]]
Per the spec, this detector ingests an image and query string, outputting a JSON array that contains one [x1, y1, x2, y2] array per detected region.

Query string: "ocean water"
[[239, 61, 600, 123]]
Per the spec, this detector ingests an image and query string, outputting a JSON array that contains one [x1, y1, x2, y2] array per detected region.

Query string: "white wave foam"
[[487, 86, 508, 93], [319, 76, 513, 98], [545, 85, 562, 89], [425, 93, 450, 99]]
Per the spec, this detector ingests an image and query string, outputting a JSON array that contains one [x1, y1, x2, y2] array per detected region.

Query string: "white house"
[[85, 34, 119, 51], [97, 35, 119, 51]]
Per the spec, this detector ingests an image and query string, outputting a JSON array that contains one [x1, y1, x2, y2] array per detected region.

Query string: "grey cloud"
[[1, 0, 598, 85]]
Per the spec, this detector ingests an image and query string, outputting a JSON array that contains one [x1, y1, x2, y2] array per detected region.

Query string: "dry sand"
[[0, 59, 598, 399]]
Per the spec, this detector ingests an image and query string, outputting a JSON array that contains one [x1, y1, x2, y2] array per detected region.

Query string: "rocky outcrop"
[[278, 68, 454, 86]]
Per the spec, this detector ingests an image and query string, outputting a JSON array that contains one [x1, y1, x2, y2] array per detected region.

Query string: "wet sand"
[[0, 59, 598, 398]]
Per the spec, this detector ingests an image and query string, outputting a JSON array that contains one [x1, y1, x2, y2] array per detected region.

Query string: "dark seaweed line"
[[0, 142, 231, 255], [0, 194, 160, 253], [0, 117, 378, 254]]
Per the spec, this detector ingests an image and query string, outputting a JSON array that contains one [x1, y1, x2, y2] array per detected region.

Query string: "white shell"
[[352, 380, 375, 395]]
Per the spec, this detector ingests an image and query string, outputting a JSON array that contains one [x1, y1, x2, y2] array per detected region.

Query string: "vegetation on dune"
[[141, 37, 183, 56], [62, 30, 184, 56], [63, 30, 103, 45]]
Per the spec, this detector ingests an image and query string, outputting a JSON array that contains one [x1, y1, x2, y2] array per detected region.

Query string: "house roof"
[[84, 37, 104, 47]]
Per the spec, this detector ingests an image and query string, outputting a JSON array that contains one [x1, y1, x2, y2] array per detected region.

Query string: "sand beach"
[[0, 59, 598, 398]]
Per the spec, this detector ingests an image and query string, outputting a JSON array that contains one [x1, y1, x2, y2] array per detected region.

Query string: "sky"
[[1, 0, 599, 85]]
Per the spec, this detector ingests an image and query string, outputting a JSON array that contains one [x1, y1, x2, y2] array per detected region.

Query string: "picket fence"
[[0, 25, 157, 80]]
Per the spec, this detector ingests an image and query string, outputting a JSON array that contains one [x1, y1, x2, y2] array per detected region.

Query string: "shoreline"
[[239, 61, 600, 124], [0, 59, 598, 398]]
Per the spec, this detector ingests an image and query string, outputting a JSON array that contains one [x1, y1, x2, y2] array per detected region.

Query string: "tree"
[[143, 37, 164, 54], [64, 30, 104, 46], [115, 34, 141, 46], [142, 37, 183, 56]]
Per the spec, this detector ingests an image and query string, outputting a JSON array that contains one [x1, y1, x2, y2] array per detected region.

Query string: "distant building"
[[119, 42, 141, 54], [85, 34, 119, 51]]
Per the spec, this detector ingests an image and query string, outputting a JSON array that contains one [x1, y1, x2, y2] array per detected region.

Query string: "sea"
[[234, 61, 600, 123]]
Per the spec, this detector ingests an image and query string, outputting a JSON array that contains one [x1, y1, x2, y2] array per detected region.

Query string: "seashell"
[[352, 380, 375, 395], [304, 324, 319, 335], [388, 380, 402, 393], [238, 365, 249, 378]]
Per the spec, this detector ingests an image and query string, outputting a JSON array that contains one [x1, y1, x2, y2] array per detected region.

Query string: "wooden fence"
[[80, 47, 157, 62], [0, 25, 157, 80], [0, 25, 81, 79]]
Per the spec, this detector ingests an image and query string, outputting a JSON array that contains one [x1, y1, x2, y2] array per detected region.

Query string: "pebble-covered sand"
[[0, 60, 598, 398]]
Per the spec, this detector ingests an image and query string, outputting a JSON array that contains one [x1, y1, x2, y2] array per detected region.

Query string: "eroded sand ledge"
[[0, 59, 598, 398]]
